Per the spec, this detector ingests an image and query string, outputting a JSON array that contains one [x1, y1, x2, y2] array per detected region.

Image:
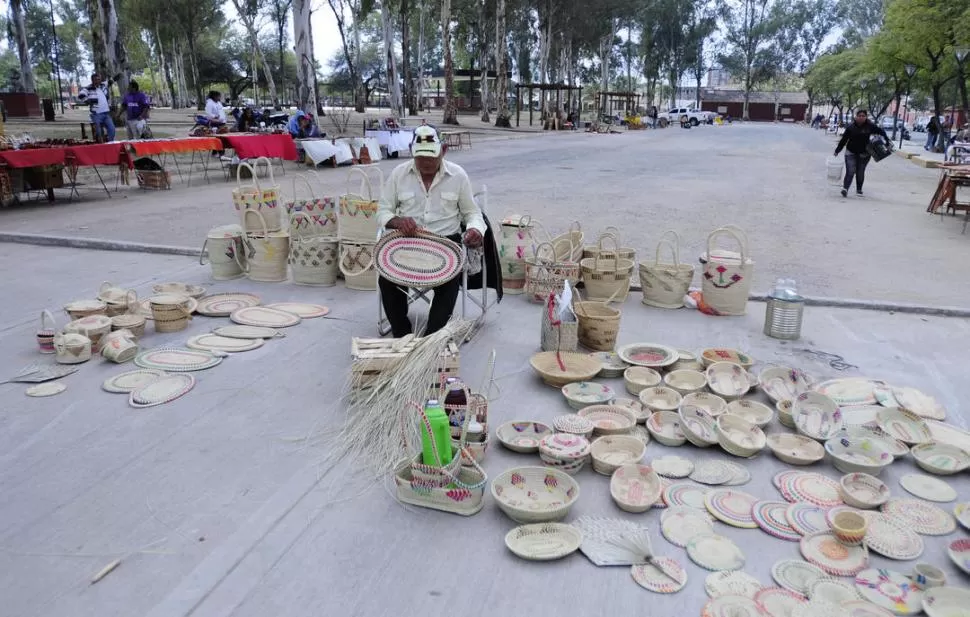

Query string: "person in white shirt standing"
[[376, 125, 485, 338], [77, 73, 115, 142]]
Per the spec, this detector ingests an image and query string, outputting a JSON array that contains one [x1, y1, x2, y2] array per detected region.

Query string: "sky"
[[309, 6, 344, 69]]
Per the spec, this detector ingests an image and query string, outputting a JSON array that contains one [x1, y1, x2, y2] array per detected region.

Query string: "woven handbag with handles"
[[701, 226, 754, 316], [541, 290, 578, 352], [580, 236, 635, 302], [243, 209, 290, 282], [524, 242, 580, 304], [639, 230, 695, 309], [338, 167, 383, 242], [338, 240, 377, 290], [233, 158, 282, 233], [285, 172, 338, 237], [289, 212, 339, 287]]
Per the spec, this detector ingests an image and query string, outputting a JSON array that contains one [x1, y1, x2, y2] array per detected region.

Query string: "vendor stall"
[[217, 133, 298, 177], [0, 142, 128, 201], [300, 139, 356, 167], [364, 128, 413, 156]]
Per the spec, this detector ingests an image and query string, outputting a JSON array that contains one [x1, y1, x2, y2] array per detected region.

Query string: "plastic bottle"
[[444, 377, 468, 431], [420, 399, 453, 466], [466, 420, 485, 443]]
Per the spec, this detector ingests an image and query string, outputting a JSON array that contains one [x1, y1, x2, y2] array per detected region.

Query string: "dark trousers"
[[843, 152, 870, 191], [379, 233, 462, 338]]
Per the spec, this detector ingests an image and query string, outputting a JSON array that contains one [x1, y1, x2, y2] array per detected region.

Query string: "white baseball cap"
[[411, 125, 442, 158]]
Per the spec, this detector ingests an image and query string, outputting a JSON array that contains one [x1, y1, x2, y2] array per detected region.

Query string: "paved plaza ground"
[[0, 122, 968, 617], [2, 122, 966, 307]]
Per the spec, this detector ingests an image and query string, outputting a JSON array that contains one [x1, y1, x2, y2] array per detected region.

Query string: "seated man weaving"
[[377, 125, 485, 338]]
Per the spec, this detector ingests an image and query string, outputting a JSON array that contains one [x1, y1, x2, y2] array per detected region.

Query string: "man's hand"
[[388, 216, 419, 236], [463, 228, 483, 248], [834, 150, 840, 156]]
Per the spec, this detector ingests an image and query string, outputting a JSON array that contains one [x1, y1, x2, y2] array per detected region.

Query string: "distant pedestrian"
[[925, 116, 940, 151], [78, 73, 115, 143], [834, 109, 888, 198], [122, 80, 150, 139]]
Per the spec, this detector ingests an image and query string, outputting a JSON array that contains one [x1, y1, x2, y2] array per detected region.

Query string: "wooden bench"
[[440, 130, 472, 151]]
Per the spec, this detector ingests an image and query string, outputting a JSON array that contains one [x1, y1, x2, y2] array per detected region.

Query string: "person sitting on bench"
[[376, 125, 485, 338]]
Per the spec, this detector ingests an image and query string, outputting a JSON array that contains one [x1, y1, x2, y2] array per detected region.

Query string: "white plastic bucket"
[[826, 156, 843, 184]]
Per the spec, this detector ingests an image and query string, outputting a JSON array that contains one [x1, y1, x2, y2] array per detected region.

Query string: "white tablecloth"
[[348, 137, 383, 162], [365, 129, 413, 154], [301, 140, 354, 166]]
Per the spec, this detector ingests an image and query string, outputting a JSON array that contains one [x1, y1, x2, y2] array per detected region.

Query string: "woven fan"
[[573, 516, 655, 566], [0, 363, 79, 385]]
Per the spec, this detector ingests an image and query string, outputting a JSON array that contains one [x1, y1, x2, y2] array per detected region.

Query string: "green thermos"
[[421, 399, 453, 466]]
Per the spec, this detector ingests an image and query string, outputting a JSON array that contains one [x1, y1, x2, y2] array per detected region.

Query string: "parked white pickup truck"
[[660, 107, 714, 125]]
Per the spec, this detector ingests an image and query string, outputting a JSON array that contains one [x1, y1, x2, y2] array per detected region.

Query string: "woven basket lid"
[[375, 231, 465, 288], [111, 313, 146, 327]]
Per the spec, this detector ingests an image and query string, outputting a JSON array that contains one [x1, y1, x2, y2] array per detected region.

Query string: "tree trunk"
[[309, 8, 321, 114], [84, 0, 109, 79], [598, 20, 616, 116], [416, 0, 426, 110], [293, 0, 317, 114], [478, 0, 490, 122], [440, 0, 458, 124], [537, 0, 551, 117], [99, 0, 129, 92], [232, 0, 279, 107], [493, 0, 510, 127], [10, 0, 35, 92], [381, 0, 403, 117], [327, 0, 360, 111], [400, 0, 415, 115], [959, 64, 969, 127], [185, 36, 203, 109], [352, 2, 365, 113]]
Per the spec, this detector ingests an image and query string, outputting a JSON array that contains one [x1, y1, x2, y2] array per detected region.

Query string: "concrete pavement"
[[1, 244, 968, 616], [1, 123, 967, 307]]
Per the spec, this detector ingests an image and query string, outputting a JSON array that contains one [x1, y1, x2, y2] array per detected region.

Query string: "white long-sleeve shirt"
[[78, 83, 110, 113], [205, 98, 226, 123], [376, 160, 485, 237]]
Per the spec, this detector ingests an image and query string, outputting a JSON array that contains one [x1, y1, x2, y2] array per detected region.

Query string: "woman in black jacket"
[[834, 110, 888, 197]]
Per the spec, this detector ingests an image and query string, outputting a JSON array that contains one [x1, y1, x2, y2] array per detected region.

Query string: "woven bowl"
[[610, 463, 663, 513], [726, 399, 774, 428], [910, 442, 970, 475], [552, 414, 594, 439], [538, 433, 591, 476], [561, 381, 615, 410], [670, 350, 704, 372], [530, 352, 602, 387], [715, 414, 767, 457], [646, 410, 687, 446], [766, 433, 825, 465], [496, 421, 554, 453], [682, 391, 728, 417], [824, 435, 894, 475], [639, 386, 683, 412], [577, 405, 637, 436], [828, 510, 867, 546], [706, 361, 752, 399], [776, 399, 796, 428], [491, 466, 580, 523], [664, 369, 707, 395], [839, 472, 891, 509], [678, 404, 719, 447], [613, 397, 650, 423], [590, 435, 647, 475], [624, 366, 662, 396], [701, 347, 754, 368]]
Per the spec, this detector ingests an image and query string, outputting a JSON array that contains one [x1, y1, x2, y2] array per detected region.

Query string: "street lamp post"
[[902, 64, 917, 151]]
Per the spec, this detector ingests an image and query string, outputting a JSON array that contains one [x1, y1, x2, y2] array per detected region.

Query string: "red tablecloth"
[[0, 148, 67, 168], [219, 134, 298, 161], [127, 137, 223, 156], [65, 143, 127, 167]]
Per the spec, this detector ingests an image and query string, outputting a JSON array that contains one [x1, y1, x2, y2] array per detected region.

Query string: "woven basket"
[[541, 290, 578, 352], [289, 212, 338, 286], [244, 210, 290, 282], [111, 311, 146, 339], [285, 173, 338, 237], [524, 242, 580, 304], [136, 169, 171, 190], [550, 221, 585, 263], [580, 236, 635, 302], [395, 454, 487, 516], [339, 240, 377, 290], [150, 297, 192, 333], [529, 351, 602, 387], [451, 392, 490, 464], [701, 226, 754, 316], [338, 167, 382, 242], [234, 158, 282, 233], [640, 231, 695, 309], [499, 215, 537, 294], [582, 228, 636, 261], [574, 300, 621, 351], [200, 224, 248, 280], [590, 435, 647, 475]]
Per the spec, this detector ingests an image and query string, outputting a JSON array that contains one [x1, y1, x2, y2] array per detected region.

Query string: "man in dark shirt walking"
[[834, 109, 888, 198]]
